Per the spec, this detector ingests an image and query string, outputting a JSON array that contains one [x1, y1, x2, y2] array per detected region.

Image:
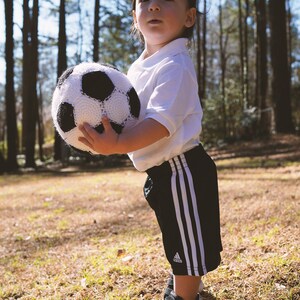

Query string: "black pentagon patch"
[[110, 122, 124, 134], [82, 71, 115, 101], [94, 124, 104, 134], [57, 66, 75, 89], [57, 102, 76, 133], [127, 88, 140, 118], [94, 122, 123, 134]]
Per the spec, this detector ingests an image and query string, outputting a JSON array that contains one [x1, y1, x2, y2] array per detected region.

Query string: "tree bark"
[[4, 0, 18, 171], [93, 0, 100, 62], [238, 0, 244, 107], [196, 0, 207, 101], [0, 150, 5, 173], [54, 0, 68, 161], [37, 82, 44, 162], [269, 0, 294, 133], [286, 0, 292, 84], [22, 0, 30, 154], [244, 0, 249, 109], [25, 0, 39, 168], [219, 2, 227, 137], [201, 0, 207, 100], [255, 0, 269, 135]]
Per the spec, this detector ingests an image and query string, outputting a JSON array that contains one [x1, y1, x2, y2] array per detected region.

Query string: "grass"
[[0, 135, 299, 299]]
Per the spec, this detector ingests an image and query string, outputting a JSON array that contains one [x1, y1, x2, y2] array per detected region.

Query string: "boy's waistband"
[[145, 144, 205, 178]]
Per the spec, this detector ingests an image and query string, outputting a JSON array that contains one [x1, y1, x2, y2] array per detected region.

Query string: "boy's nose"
[[148, 0, 160, 12]]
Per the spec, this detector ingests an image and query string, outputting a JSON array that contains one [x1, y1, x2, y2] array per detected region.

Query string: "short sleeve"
[[145, 61, 200, 136]]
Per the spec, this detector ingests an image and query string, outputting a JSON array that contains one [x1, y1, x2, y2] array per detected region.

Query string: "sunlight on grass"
[[216, 154, 299, 169], [57, 219, 69, 230], [53, 207, 65, 214], [0, 153, 299, 299]]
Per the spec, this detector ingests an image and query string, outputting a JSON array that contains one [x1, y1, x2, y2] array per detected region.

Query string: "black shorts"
[[144, 144, 222, 276]]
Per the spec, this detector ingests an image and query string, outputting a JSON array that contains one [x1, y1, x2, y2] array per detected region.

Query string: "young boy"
[[79, 1, 222, 299]]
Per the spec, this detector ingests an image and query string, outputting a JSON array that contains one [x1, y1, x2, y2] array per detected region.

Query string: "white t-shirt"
[[127, 38, 203, 172]]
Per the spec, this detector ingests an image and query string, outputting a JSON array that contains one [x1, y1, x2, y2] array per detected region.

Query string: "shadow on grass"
[[210, 135, 300, 170], [0, 164, 137, 190], [209, 134, 299, 165], [0, 198, 151, 261]]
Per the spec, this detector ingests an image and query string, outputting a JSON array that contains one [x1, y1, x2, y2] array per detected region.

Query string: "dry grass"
[[0, 135, 299, 299]]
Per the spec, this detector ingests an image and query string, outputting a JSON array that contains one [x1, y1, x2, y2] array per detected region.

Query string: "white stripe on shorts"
[[169, 159, 192, 275], [169, 155, 207, 275]]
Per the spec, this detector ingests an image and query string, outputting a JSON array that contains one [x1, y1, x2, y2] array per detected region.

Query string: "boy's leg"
[[164, 274, 204, 296], [174, 275, 202, 300]]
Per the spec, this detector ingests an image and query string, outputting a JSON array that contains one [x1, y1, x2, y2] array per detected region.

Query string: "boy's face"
[[133, 0, 196, 54]]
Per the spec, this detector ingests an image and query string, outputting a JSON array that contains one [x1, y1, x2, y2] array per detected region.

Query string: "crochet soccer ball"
[[51, 62, 140, 154]]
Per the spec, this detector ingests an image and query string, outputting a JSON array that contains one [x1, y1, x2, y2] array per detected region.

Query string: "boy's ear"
[[185, 7, 196, 28]]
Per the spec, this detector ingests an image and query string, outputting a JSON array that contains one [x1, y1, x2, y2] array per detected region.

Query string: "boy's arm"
[[78, 116, 169, 155]]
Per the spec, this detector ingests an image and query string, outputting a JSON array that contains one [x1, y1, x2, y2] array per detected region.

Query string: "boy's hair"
[[131, 0, 197, 40]]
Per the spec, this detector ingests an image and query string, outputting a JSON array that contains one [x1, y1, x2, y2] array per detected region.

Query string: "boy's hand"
[[78, 116, 119, 155]]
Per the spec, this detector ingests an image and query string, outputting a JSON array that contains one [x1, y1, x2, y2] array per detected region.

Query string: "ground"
[[0, 135, 299, 300]]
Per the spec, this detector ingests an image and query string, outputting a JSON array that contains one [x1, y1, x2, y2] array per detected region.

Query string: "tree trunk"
[[255, 0, 269, 135], [219, 2, 227, 137], [54, 0, 69, 161], [24, 0, 39, 168], [57, 0, 67, 83], [238, 0, 244, 107], [22, 0, 30, 154], [244, 0, 249, 109], [4, 0, 18, 171], [37, 82, 44, 162], [196, 0, 207, 101], [201, 0, 207, 99], [93, 0, 100, 62], [0, 150, 6, 173], [75, 1, 83, 63], [286, 0, 292, 83], [269, 0, 294, 133]]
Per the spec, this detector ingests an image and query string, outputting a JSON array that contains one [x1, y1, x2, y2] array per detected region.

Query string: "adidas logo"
[[173, 252, 183, 263]]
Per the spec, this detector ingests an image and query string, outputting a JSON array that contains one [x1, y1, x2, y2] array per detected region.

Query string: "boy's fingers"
[[79, 123, 94, 143], [78, 136, 94, 150], [102, 116, 112, 132]]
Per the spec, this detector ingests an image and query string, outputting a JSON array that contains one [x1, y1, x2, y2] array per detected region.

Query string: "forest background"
[[0, 1, 300, 299], [0, 0, 300, 171]]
